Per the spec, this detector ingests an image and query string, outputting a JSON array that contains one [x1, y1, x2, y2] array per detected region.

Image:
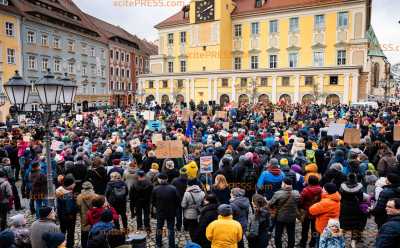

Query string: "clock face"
[[195, 0, 214, 22]]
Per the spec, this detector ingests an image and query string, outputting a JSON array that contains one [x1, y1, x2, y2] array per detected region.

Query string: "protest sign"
[[142, 110, 155, 121], [327, 123, 346, 137], [147, 120, 163, 131], [155, 140, 183, 159], [155, 141, 170, 159], [223, 122, 229, 130], [200, 156, 213, 174], [152, 133, 163, 144], [274, 111, 284, 122], [394, 126, 400, 141], [50, 140, 63, 151], [336, 119, 347, 125], [76, 114, 83, 122], [130, 138, 141, 148], [344, 128, 361, 145], [215, 111, 227, 119]]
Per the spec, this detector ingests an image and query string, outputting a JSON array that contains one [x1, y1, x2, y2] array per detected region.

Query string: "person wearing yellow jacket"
[[206, 204, 243, 248]]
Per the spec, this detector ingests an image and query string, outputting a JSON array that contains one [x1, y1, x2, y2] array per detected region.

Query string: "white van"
[[351, 101, 379, 109]]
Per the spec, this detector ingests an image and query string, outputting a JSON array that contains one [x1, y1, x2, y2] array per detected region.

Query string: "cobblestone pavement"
[[9, 198, 377, 248]]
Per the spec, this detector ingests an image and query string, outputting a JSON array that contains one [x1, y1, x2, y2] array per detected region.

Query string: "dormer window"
[[255, 0, 262, 8], [182, 5, 189, 19]]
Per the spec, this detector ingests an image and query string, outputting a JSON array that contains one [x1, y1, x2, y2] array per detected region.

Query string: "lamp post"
[[4, 70, 77, 206]]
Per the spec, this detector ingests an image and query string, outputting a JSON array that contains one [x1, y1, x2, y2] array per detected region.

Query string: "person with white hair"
[[9, 214, 30, 247]]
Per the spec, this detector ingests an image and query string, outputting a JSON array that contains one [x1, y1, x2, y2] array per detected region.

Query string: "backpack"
[[246, 214, 260, 239], [109, 184, 127, 203], [0, 181, 8, 202]]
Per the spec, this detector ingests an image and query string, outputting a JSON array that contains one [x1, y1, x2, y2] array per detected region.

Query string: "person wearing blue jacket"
[[256, 158, 285, 200]]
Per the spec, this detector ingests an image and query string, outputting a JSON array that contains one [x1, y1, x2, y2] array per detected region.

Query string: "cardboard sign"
[[394, 126, 400, 141], [327, 123, 346, 137], [336, 119, 347, 125], [223, 122, 229, 130], [130, 138, 141, 148], [182, 110, 193, 122], [155, 140, 183, 159], [274, 111, 284, 122], [50, 140, 63, 151], [76, 114, 83, 122], [344, 128, 361, 145], [152, 133, 163, 144], [215, 111, 227, 119], [142, 111, 155, 121], [200, 156, 213, 174]]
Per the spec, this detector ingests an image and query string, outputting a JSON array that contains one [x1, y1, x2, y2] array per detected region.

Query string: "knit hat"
[[231, 187, 245, 197], [280, 158, 289, 167], [81, 181, 94, 190], [136, 170, 145, 177], [0, 230, 15, 248], [157, 172, 168, 180], [39, 206, 53, 219], [42, 232, 65, 248], [291, 164, 302, 174], [324, 183, 337, 194], [217, 204, 233, 216], [100, 209, 113, 222], [269, 158, 280, 168], [165, 160, 175, 170], [326, 218, 341, 228], [9, 214, 26, 226], [151, 163, 159, 170]]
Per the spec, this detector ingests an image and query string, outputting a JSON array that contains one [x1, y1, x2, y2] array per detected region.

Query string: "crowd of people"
[[0, 100, 399, 248]]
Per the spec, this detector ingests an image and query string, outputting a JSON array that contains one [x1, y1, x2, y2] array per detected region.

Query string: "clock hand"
[[201, 5, 212, 14]]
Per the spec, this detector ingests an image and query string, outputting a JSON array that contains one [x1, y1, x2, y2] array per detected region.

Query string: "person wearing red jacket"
[[299, 175, 322, 248], [86, 195, 119, 228]]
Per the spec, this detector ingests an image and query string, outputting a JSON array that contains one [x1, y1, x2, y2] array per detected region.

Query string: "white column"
[[155, 80, 160, 103], [319, 74, 324, 103], [231, 76, 236, 102], [252, 76, 257, 104], [185, 79, 190, 104], [213, 78, 218, 101], [169, 78, 174, 101], [343, 73, 350, 104], [351, 73, 359, 103], [294, 75, 300, 103], [191, 78, 195, 101], [208, 78, 212, 102], [272, 75, 277, 103]]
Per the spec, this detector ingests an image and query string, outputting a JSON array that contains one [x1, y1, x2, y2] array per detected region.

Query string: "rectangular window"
[[42, 58, 49, 71], [6, 48, 15, 64], [27, 31, 35, 43], [234, 24, 242, 38], [178, 79, 183, 88], [282, 76, 290, 86], [28, 56, 36, 70], [110, 50, 114, 59], [67, 40, 75, 52], [180, 60, 186, 72], [54, 59, 61, 72], [180, 32, 186, 43], [168, 61, 173, 73], [255, 0, 262, 8], [251, 22, 259, 35], [269, 20, 278, 33], [313, 51, 324, 67], [90, 47, 95, 57], [5, 22, 14, 36], [68, 63, 74, 74], [234, 57, 241, 70], [41, 34, 48, 46], [121, 52, 125, 62], [330, 75, 338, 85], [240, 78, 247, 87], [121, 69, 125, 78], [269, 55, 277, 68], [116, 51, 119, 60], [338, 12, 348, 28], [315, 15, 325, 29], [162, 80, 168, 88], [115, 68, 119, 76], [222, 78, 228, 87], [337, 50, 346, 65], [91, 65, 96, 76], [83, 64, 88, 76], [251, 55, 258, 69], [289, 17, 299, 32], [260, 77, 268, 87], [168, 33, 174, 45], [53, 37, 60, 49], [126, 69, 130, 78], [126, 54, 129, 62], [149, 81, 154, 88], [289, 53, 298, 68], [305, 76, 314, 86]]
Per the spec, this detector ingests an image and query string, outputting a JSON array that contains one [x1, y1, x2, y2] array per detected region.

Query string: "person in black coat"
[[86, 157, 108, 195], [129, 170, 153, 232], [339, 173, 368, 245], [194, 194, 219, 248], [375, 198, 400, 248], [142, 151, 158, 173], [320, 163, 346, 189], [171, 169, 188, 231], [372, 173, 400, 229], [152, 173, 180, 248]]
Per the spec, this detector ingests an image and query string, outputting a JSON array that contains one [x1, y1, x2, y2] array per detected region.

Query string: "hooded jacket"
[[269, 186, 300, 223], [86, 207, 119, 226], [309, 192, 341, 233], [256, 167, 285, 200], [0, 177, 12, 204], [339, 182, 367, 230], [129, 178, 153, 207], [76, 190, 97, 231], [300, 185, 322, 211], [230, 195, 250, 231], [182, 185, 205, 220], [206, 215, 243, 248], [196, 203, 219, 248]]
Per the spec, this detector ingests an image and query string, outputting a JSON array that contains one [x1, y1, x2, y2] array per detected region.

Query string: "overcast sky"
[[74, 0, 400, 65]]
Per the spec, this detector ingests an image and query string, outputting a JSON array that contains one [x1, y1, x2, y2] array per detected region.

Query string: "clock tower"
[[195, 0, 215, 23]]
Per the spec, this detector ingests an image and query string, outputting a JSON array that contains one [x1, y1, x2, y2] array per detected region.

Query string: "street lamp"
[[4, 70, 76, 207]]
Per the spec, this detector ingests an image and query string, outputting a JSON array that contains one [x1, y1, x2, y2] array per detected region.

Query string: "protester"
[[211, 174, 231, 204], [181, 180, 205, 241], [375, 198, 400, 247], [246, 194, 269, 248], [195, 194, 219, 248], [9, 214, 30, 248], [318, 219, 345, 248], [30, 207, 60, 248], [76, 181, 97, 248], [105, 171, 128, 230], [0, 169, 12, 230]]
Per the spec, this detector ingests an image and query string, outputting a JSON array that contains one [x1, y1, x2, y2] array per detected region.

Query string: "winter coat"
[[318, 228, 345, 248], [105, 180, 128, 211], [256, 169, 285, 200], [320, 169, 346, 190], [269, 187, 300, 223], [309, 192, 341, 234], [171, 176, 188, 199], [377, 151, 397, 176], [86, 167, 108, 195], [339, 182, 367, 230], [86, 206, 119, 226], [152, 182, 180, 218], [30, 219, 60, 248], [142, 157, 157, 173], [76, 191, 98, 231], [195, 203, 219, 248], [230, 196, 250, 231], [123, 167, 138, 191], [375, 215, 400, 248], [55, 186, 78, 220], [29, 169, 47, 199], [0, 177, 12, 204], [181, 185, 205, 220], [129, 178, 153, 207], [372, 184, 400, 227], [246, 208, 269, 248], [211, 186, 231, 205], [300, 185, 322, 211], [206, 215, 243, 248]]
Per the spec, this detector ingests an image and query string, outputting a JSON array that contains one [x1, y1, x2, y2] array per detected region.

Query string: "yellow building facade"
[[0, 3, 22, 121], [139, 0, 387, 105]]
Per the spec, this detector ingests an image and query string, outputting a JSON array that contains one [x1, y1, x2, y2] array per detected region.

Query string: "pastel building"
[[139, 0, 389, 105]]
